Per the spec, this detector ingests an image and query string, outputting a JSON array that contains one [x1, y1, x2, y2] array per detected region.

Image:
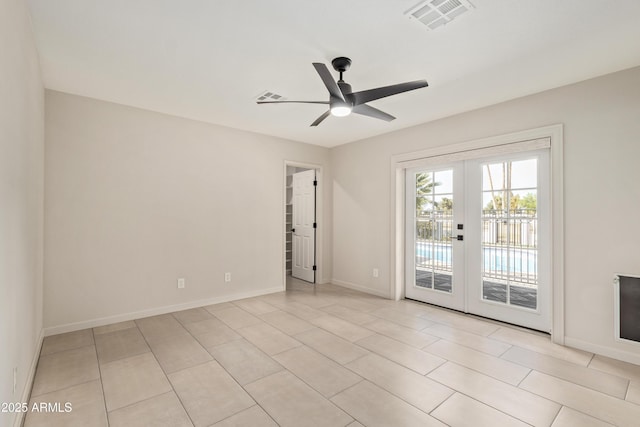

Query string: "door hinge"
[[313, 180, 317, 186], [313, 222, 317, 229], [312, 265, 317, 271]]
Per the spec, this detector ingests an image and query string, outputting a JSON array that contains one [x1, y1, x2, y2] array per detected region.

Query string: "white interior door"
[[292, 170, 316, 282], [405, 149, 550, 331]]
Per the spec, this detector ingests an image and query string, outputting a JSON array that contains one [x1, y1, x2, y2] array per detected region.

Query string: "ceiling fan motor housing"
[[331, 57, 352, 73]]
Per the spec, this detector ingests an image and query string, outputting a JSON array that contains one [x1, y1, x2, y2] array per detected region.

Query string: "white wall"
[[332, 66, 640, 363], [0, 0, 45, 426], [44, 91, 331, 332]]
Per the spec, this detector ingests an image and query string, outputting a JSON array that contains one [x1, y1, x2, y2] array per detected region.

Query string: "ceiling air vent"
[[405, 0, 474, 30], [256, 91, 285, 102]]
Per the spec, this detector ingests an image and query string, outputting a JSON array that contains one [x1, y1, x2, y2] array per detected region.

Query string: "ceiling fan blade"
[[352, 104, 396, 122], [312, 63, 345, 101], [310, 110, 331, 127], [352, 80, 428, 105], [257, 100, 329, 105]]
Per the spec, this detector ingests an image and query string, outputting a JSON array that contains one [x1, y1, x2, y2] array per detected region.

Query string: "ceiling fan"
[[257, 57, 429, 127]]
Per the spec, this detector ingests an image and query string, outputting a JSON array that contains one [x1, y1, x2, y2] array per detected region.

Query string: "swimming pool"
[[415, 244, 537, 274]]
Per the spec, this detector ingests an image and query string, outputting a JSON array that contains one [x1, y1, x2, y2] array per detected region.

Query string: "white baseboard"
[[44, 286, 284, 336], [13, 328, 44, 427], [331, 279, 391, 299], [564, 336, 640, 366]]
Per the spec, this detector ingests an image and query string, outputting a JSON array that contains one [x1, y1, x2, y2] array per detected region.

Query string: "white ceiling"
[[26, 0, 640, 148]]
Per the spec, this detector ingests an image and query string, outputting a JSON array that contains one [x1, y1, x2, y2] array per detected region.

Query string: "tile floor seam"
[[104, 390, 177, 416], [428, 361, 562, 423], [134, 323, 198, 427], [587, 362, 638, 385], [352, 334, 447, 376], [515, 366, 534, 388], [329, 379, 442, 427], [189, 337, 275, 425], [517, 372, 623, 425], [94, 329, 153, 366], [205, 403, 270, 427], [243, 401, 280, 427], [433, 391, 537, 427], [29, 377, 101, 401], [339, 353, 453, 416], [38, 344, 92, 358], [243, 369, 355, 426], [523, 365, 630, 399], [424, 388, 456, 416], [272, 356, 359, 401], [91, 328, 110, 426], [500, 346, 633, 399], [547, 405, 564, 427], [37, 343, 97, 360], [30, 344, 101, 398]]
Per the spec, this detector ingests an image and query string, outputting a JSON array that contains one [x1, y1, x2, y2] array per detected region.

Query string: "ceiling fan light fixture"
[[330, 105, 352, 117], [330, 101, 352, 117]]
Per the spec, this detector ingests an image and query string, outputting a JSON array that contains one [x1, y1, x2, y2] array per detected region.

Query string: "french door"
[[405, 149, 550, 332]]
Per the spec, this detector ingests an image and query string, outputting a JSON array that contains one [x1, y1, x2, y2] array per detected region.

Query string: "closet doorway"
[[285, 162, 321, 285]]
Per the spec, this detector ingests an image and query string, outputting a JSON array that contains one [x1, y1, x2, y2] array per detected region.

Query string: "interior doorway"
[[285, 163, 319, 285]]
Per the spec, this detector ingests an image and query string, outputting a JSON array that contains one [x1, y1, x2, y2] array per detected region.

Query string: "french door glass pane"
[[481, 159, 538, 309], [415, 169, 453, 292]]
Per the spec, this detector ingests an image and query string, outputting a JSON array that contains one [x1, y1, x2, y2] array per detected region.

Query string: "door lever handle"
[[291, 228, 295, 233], [449, 235, 464, 241]]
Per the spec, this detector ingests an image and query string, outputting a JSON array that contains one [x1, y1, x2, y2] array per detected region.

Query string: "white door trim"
[[284, 161, 324, 288], [390, 124, 564, 343]]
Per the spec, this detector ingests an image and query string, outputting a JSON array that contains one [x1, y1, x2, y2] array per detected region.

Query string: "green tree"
[[436, 197, 453, 212], [519, 193, 537, 210], [485, 192, 536, 211], [416, 173, 438, 213]]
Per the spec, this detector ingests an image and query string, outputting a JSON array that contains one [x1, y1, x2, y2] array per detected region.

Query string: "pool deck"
[[415, 270, 537, 309]]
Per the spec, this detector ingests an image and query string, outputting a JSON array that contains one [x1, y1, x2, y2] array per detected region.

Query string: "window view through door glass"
[[482, 158, 538, 309], [415, 169, 453, 292]]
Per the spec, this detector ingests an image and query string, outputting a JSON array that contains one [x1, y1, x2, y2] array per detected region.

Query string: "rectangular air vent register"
[[405, 0, 475, 31]]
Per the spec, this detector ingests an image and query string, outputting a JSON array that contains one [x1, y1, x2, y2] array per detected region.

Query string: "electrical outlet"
[[373, 268, 379, 278], [177, 278, 185, 289], [13, 367, 17, 395], [224, 272, 231, 282]]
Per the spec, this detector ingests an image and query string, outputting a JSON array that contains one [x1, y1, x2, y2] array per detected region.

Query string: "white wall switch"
[[177, 278, 185, 289], [224, 272, 231, 282], [373, 268, 379, 278]]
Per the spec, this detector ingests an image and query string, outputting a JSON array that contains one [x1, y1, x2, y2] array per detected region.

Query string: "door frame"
[[283, 161, 324, 288], [390, 124, 565, 343]]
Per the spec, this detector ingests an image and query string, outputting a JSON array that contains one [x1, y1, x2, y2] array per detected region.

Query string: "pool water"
[[415, 244, 536, 274]]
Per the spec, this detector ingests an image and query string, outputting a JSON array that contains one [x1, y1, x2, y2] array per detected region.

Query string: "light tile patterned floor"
[[24, 279, 640, 426]]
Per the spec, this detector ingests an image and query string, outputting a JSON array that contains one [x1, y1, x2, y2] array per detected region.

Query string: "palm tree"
[[416, 173, 438, 213]]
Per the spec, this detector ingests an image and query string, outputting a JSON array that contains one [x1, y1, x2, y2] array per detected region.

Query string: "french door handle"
[[450, 235, 464, 241]]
